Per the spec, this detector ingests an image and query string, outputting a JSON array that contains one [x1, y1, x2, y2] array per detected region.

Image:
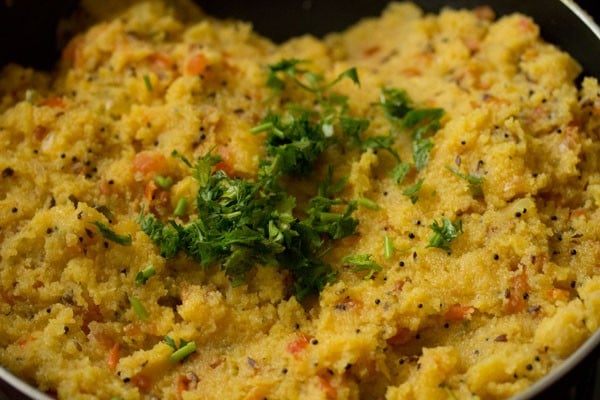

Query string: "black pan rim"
[[1, 0, 599, 399]]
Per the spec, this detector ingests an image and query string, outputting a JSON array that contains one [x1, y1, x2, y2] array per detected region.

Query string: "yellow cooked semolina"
[[1, 1, 599, 399]]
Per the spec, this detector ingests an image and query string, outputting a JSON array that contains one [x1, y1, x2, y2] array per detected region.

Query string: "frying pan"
[[0, 1, 599, 399]]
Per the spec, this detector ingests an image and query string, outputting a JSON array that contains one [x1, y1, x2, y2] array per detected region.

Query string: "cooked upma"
[[1, 1, 599, 399]]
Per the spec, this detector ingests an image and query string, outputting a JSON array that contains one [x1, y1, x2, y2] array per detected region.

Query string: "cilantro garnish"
[[446, 166, 484, 198], [92, 221, 132, 246], [413, 138, 434, 171], [427, 218, 463, 251], [391, 162, 412, 185], [254, 60, 362, 175], [136, 60, 448, 300], [138, 61, 367, 300], [402, 179, 424, 204], [139, 151, 358, 300], [380, 87, 444, 173], [343, 254, 383, 279], [266, 59, 360, 95]]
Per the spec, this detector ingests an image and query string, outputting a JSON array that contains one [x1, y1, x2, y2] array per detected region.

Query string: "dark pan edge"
[[1, 1, 600, 399], [0, 367, 51, 400]]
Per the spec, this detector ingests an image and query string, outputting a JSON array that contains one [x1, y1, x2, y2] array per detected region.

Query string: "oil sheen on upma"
[[1, 1, 599, 399]]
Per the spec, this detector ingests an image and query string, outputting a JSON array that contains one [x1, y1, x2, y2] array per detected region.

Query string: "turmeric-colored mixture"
[[1, 2, 599, 399]]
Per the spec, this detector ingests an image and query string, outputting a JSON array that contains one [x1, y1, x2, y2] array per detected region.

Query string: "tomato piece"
[[186, 53, 207, 76], [318, 375, 337, 399], [444, 304, 475, 321], [133, 151, 168, 177], [287, 333, 310, 357], [386, 327, 412, 346], [131, 373, 152, 393], [148, 52, 174, 71], [39, 97, 66, 108], [107, 343, 119, 371]]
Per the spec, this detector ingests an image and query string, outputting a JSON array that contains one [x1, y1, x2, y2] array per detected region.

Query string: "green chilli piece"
[[173, 197, 188, 217], [154, 175, 173, 189], [135, 265, 156, 286], [384, 235, 395, 259], [169, 341, 197, 362], [143, 75, 153, 92]]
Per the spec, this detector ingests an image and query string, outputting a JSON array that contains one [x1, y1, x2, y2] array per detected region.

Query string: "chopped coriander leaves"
[[164, 335, 197, 362], [446, 166, 484, 198], [343, 254, 383, 280], [380, 87, 444, 173], [255, 111, 328, 175], [402, 179, 424, 204], [136, 60, 450, 301], [135, 265, 156, 286], [380, 87, 412, 121], [413, 138, 434, 171], [128, 296, 148, 320], [92, 221, 132, 246], [427, 217, 463, 251], [391, 162, 412, 185], [265, 58, 360, 96], [403, 108, 444, 140], [139, 151, 358, 300], [136, 212, 180, 258]]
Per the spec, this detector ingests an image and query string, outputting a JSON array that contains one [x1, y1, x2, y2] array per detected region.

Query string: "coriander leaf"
[[170, 149, 192, 167], [413, 138, 434, 171], [391, 162, 412, 185], [427, 217, 463, 251], [164, 335, 177, 350], [302, 197, 358, 240], [137, 212, 180, 258], [380, 87, 412, 120], [326, 67, 361, 89], [403, 108, 444, 132], [340, 115, 370, 145], [289, 257, 338, 301], [92, 221, 132, 246], [256, 112, 328, 175], [402, 179, 424, 204], [343, 254, 383, 279], [446, 166, 484, 198], [318, 165, 348, 198], [141, 148, 358, 300], [340, 115, 400, 161], [192, 150, 222, 185], [403, 107, 442, 124], [266, 59, 304, 91]]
